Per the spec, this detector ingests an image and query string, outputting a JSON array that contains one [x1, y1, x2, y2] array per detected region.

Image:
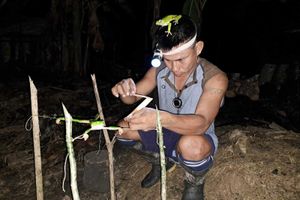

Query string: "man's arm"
[[160, 73, 228, 135], [135, 67, 157, 97], [111, 67, 157, 105]]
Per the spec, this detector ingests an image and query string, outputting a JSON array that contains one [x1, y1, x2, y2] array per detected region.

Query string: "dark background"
[[0, 0, 299, 77]]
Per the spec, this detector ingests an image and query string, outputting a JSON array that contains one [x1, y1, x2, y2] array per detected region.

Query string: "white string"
[[72, 134, 85, 142], [62, 153, 69, 192], [25, 116, 33, 131], [25, 114, 58, 131]]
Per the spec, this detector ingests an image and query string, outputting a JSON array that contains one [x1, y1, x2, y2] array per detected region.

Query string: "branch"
[[91, 74, 116, 200]]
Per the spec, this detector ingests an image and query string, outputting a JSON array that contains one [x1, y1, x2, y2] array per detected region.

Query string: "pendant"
[[172, 97, 182, 109]]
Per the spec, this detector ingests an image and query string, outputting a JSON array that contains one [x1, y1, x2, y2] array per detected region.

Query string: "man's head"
[[155, 14, 200, 53], [152, 15, 204, 77]]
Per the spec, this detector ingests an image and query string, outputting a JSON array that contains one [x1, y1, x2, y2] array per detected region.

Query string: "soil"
[[0, 75, 299, 200]]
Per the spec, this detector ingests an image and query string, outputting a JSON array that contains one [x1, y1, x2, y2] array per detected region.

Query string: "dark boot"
[[181, 170, 208, 200], [118, 141, 176, 188], [178, 154, 212, 200], [181, 169, 209, 200], [141, 158, 176, 188]]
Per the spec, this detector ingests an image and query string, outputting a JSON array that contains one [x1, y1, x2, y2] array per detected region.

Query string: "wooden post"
[[29, 76, 44, 200], [91, 74, 116, 200]]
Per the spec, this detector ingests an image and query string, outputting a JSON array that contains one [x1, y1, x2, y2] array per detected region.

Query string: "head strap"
[[162, 33, 197, 56]]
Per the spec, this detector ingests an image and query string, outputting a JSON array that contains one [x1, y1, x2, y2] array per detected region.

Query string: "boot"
[[141, 158, 176, 188], [181, 168, 210, 200], [118, 140, 176, 188]]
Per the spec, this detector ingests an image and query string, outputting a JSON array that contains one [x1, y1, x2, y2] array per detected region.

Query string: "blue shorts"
[[138, 128, 216, 162]]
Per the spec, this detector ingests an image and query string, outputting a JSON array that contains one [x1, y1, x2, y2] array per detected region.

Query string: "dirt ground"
[[0, 76, 299, 200]]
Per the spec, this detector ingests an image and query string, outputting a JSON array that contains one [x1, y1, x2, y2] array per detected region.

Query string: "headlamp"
[[151, 49, 162, 68]]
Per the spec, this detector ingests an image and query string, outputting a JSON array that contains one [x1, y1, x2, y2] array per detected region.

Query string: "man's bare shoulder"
[[204, 73, 228, 95], [199, 57, 227, 84]]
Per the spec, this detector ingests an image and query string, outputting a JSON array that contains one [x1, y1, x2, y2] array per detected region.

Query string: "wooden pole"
[[91, 74, 116, 200], [62, 104, 80, 200], [29, 76, 44, 200]]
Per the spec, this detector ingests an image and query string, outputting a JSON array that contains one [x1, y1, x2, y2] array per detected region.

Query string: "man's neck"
[[175, 66, 197, 91]]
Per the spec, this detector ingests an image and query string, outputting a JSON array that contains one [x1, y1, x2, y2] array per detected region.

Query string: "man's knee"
[[177, 135, 212, 161], [177, 136, 214, 176]]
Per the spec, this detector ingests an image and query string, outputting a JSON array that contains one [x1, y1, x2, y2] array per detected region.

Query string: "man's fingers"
[[111, 87, 119, 98], [111, 78, 135, 98], [113, 78, 136, 98], [128, 79, 136, 95], [116, 129, 123, 135], [122, 79, 131, 96], [117, 82, 127, 97]]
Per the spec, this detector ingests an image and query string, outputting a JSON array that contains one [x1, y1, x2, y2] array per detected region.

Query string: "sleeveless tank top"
[[156, 58, 224, 152]]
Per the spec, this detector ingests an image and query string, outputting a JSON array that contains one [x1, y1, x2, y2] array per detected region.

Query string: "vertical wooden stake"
[[156, 106, 166, 200], [91, 74, 116, 200], [29, 76, 44, 200], [62, 104, 80, 200]]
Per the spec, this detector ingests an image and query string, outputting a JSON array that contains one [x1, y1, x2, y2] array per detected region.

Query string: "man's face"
[[163, 44, 199, 78]]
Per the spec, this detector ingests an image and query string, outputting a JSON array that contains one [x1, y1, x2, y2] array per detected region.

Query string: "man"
[[111, 14, 228, 200]]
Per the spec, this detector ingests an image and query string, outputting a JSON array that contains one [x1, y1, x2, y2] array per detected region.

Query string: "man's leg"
[[177, 134, 215, 200], [116, 125, 179, 188], [138, 128, 180, 188]]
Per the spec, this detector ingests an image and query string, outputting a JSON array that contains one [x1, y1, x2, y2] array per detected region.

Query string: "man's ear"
[[195, 41, 204, 55]]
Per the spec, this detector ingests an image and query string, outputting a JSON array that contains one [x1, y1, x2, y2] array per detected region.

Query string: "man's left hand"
[[126, 107, 157, 131]]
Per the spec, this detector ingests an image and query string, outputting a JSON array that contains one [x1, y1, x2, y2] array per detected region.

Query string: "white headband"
[[162, 33, 197, 56]]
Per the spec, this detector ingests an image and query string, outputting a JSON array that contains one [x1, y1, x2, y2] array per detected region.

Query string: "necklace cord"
[[162, 66, 198, 110], [163, 67, 198, 98]]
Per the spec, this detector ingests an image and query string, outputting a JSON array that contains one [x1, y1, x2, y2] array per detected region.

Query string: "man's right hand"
[[111, 78, 137, 98]]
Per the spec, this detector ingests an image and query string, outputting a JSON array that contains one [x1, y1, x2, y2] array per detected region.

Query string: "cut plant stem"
[[62, 104, 80, 200], [156, 107, 167, 200]]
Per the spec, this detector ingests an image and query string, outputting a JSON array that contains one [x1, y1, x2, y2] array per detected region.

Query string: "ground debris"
[[206, 125, 300, 200], [0, 79, 299, 200]]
